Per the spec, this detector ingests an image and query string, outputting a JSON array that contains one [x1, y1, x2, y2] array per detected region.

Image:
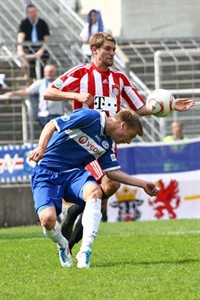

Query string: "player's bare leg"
[[39, 206, 73, 267]]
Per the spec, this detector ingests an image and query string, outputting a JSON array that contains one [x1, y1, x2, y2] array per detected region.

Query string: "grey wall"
[[0, 186, 38, 227], [121, 0, 200, 39]]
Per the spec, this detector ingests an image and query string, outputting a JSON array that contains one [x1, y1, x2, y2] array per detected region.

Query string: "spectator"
[[163, 120, 188, 142], [2, 65, 68, 129], [163, 120, 188, 172], [80, 9, 105, 62], [17, 4, 50, 79]]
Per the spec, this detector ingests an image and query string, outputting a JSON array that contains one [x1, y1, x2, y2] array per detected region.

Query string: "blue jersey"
[[38, 108, 120, 173]]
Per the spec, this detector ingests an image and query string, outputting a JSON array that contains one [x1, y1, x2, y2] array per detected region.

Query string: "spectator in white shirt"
[[80, 9, 106, 62], [2, 65, 69, 128]]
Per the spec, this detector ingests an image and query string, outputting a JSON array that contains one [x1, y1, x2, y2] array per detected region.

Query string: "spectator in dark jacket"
[[17, 4, 50, 79]]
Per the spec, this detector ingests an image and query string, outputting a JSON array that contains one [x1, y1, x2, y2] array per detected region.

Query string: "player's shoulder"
[[74, 108, 100, 118], [109, 67, 128, 78], [63, 63, 92, 76]]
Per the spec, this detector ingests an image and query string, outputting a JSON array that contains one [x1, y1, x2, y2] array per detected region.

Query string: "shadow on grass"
[[95, 258, 200, 268]]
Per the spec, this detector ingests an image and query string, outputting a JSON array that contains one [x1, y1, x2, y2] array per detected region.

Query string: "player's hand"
[[174, 98, 195, 111], [143, 182, 159, 197], [29, 146, 46, 162], [75, 93, 94, 106]]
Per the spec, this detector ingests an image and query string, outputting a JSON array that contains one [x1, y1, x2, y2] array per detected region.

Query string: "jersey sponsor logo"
[[54, 79, 63, 88], [102, 141, 109, 149], [67, 129, 106, 158], [79, 136, 88, 144], [94, 96, 117, 113], [84, 141, 101, 154]]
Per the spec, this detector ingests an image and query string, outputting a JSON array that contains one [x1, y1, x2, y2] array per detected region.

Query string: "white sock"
[[81, 198, 102, 252], [42, 220, 67, 249]]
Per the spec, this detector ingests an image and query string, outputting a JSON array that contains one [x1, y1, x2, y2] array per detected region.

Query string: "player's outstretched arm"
[[106, 169, 158, 197], [137, 97, 195, 116], [29, 120, 56, 162], [174, 98, 195, 111]]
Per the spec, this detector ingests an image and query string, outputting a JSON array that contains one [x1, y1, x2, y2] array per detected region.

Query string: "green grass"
[[0, 219, 199, 300]]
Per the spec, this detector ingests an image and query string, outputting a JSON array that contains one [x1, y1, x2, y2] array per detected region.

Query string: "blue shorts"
[[31, 165, 97, 215]]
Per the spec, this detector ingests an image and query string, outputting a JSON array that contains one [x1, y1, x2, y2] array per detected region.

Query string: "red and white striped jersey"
[[51, 63, 145, 116]]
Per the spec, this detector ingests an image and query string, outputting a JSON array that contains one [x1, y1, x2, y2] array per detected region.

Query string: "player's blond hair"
[[115, 109, 144, 137], [90, 32, 116, 49]]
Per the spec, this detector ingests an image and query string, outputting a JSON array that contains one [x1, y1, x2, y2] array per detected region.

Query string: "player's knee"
[[39, 213, 57, 230], [90, 185, 102, 199], [82, 183, 102, 200]]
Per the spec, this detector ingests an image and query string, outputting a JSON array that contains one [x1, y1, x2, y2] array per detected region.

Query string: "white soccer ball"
[[146, 89, 175, 117]]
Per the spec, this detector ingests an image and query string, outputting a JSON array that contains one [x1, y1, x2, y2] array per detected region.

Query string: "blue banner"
[[0, 139, 200, 183], [117, 138, 200, 174]]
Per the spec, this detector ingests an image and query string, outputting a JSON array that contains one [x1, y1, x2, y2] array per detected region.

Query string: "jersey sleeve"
[[51, 64, 85, 92], [98, 148, 121, 172], [121, 73, 145, 110]]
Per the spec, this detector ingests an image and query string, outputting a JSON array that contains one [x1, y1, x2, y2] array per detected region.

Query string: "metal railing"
[[154, 48, 200, 92]]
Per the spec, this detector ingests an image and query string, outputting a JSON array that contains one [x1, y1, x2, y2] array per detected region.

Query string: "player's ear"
[[91, 46, 98, 55], [121, 122, 126, 130]]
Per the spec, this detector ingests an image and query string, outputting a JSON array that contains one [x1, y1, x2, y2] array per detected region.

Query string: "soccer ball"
[[146, 89, 175, 117]]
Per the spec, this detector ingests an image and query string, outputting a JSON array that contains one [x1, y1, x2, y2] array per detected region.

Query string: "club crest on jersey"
[[112, 85, 119, 96], [61, 116, 70, 121], [102, 141, 109, 149], [54, 79, 63, 88]]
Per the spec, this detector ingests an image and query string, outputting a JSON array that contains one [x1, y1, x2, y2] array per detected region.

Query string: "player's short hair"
[[115, 109, 144, 137], [90, 32, 116, 49]]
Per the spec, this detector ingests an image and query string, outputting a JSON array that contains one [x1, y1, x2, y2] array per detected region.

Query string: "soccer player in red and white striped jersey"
[[52, 62, 145, 116], [44, 32, 195, 254]]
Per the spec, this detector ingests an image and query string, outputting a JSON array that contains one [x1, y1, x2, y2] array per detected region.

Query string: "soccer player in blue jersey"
[[29, 108, 158, 268]]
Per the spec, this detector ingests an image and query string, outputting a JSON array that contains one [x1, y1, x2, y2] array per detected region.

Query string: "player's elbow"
[[106, 171, 116, 181]]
